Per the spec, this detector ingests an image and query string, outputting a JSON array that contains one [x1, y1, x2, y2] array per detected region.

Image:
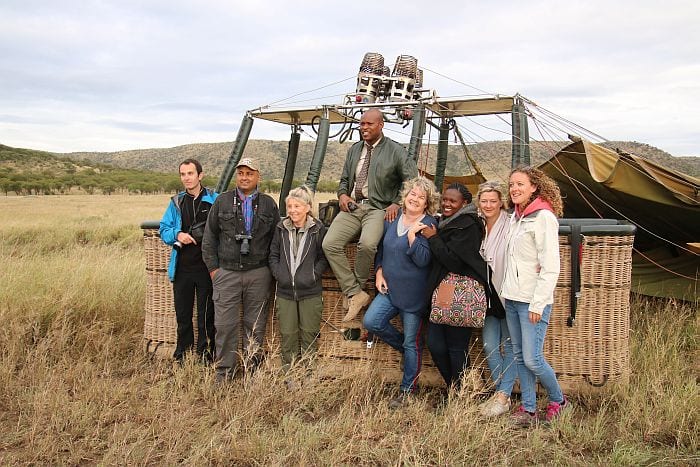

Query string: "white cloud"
[[0, 0, 699, 156]]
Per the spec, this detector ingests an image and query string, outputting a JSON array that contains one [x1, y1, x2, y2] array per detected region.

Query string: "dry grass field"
[[0, 194, 697, 465]]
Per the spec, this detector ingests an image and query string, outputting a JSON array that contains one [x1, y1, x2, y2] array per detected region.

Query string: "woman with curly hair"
[[501, 166, 568, 427], [362, 176, 440, 408]]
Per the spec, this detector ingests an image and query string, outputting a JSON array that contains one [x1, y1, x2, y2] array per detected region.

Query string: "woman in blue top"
[[363, 176, 440, 409]]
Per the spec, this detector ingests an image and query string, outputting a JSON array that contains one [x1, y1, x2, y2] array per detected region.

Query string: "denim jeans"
[[482, 315, 517, 397], [505, 300, 563, 412], [363, 293, 425, 393]]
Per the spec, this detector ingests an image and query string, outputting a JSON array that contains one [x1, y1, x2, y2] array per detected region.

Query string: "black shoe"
[[198, 352, 214, 366], [247, 353, 265, 373]]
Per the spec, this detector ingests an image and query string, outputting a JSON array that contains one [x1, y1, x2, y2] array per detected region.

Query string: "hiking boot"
[[479, 393, 511, 418], [342, 290, 370, 322], [510, 405, 538, 428], [544, 396, 570, 423], [388, 393, 410, 410]]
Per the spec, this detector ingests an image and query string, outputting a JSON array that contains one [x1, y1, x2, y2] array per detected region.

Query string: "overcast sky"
[[1, 0, 698, 156]]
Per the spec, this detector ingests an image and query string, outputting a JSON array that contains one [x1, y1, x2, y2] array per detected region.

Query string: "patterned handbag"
[[430, 272, 487, 328]]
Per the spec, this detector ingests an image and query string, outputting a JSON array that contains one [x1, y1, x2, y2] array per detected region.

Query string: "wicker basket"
[[548, 231, 634, 392], [141, 220, 634, 394], [143, 229, 179, 357]]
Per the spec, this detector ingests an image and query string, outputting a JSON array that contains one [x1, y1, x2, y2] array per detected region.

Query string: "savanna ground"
[[0, 194, 697, 465]]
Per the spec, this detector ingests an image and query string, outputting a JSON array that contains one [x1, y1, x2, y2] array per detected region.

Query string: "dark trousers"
[[427, 323, 472, 388], [212, 267, 272, 376], [173, 269, 216, 361]]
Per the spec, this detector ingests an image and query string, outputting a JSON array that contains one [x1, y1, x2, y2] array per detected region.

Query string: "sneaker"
[[544, 397, 570, 423], [510, 405, 538, 428], [343, 290, 370, 322], [479, 393, 511, 418]]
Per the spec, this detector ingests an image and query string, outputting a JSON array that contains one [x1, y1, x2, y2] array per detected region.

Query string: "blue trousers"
[[482, 315, 517, 396], [505, 300, 564, 412], [363, 293, 425, 393]]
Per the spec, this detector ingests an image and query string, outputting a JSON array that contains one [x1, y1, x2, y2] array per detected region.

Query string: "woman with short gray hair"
[[269, 185, 329, 382]]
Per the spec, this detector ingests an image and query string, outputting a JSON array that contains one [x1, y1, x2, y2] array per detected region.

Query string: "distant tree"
[[165, 178, 182, 193], [101, 182, 116, 195], [202, 175, 217, 188], [17, 181, 29, 195], [259, 179, 282, 192], [143, 182, 159, 194], [126, 182, 142, 194]]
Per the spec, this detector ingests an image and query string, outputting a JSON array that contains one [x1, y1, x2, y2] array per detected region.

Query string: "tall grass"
[[0, 195, 697, 465]]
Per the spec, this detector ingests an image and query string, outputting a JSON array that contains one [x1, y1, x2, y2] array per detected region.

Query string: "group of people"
[[159, 107, 569, 426]]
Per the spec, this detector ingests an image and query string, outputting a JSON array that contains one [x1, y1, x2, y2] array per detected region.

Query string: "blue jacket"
[[159, 188, 218, 281]]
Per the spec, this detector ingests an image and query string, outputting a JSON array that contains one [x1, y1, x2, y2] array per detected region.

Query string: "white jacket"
[[500, 208, 560, 314]]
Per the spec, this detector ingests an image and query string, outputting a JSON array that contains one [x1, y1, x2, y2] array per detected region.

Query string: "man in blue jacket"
[[159, 159, 218, 363]]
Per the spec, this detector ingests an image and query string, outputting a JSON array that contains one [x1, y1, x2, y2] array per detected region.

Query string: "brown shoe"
[[342, 290, 370, 322]]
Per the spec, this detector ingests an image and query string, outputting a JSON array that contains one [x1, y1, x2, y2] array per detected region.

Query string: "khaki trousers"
[[275, 295, 323, 370], [322, 206, 385, 296]]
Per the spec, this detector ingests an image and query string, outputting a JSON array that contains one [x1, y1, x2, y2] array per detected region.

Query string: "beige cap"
[[235, 157, 259, 172]]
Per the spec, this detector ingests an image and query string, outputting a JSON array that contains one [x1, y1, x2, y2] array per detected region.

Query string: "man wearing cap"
[[322, 109, 417, 322], [202, 157, 279, 382]]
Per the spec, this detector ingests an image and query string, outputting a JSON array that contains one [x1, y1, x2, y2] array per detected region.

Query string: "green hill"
[[2, 137, 697, 196], [0, 144, 210, 195], [64, 139, 699, 182]]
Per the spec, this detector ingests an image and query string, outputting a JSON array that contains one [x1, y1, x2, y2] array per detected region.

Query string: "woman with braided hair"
[[422, 182, 490, 390]]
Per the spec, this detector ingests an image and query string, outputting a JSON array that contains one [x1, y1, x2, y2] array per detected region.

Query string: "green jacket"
[[337, 137, 417, 209]]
